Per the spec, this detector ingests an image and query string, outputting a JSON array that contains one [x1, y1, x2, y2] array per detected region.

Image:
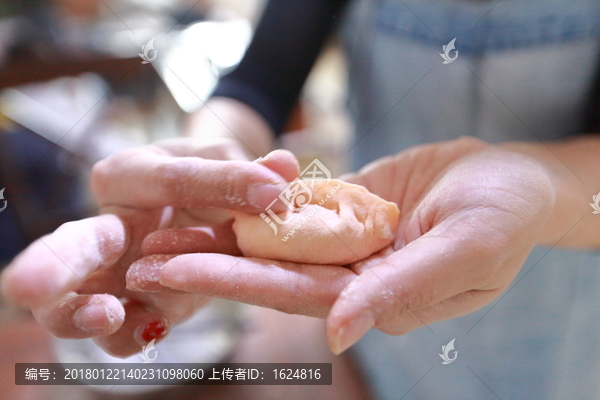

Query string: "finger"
[[402, 287, 502, 329], [127, 254, 182, 292], [256, 149, 300, 182], [91, 147, 293, 213], [156, 254, 356, 318], [78, 257, 208, 331], [31, 293, 125, 339], [141, 292, 211, 323], [146, 139, 300, 183], [348, 246, 394, 275], [151, 137, 250, 161], [93, 301, 170, 358], [340, 155, 398, 199], [337, 172, 364, 186], [77, 265, 127, 297], [345, 138, 488, 203], [1, 214, 127, 307], [141, 220, 241, 257], [326, 222, 517, 355]]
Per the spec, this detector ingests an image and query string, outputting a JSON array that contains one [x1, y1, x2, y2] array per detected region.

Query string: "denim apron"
[[340, 0, 600, 398]]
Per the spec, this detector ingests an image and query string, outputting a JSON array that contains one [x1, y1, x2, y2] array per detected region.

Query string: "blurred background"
[[0, 0, 355, 399], [0, 0, 350, 265]]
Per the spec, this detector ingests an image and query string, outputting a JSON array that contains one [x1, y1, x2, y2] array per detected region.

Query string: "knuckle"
[[383, 285, 433, 321], [154, 161, 177, 192], [153, 160, 190, 203], [409, 287, 435, 310]]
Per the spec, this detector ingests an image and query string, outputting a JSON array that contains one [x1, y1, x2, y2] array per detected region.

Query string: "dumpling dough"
[[231, 179, 399, 265]]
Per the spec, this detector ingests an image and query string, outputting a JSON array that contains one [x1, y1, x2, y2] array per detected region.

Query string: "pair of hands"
[[0, 136, 555, 356]]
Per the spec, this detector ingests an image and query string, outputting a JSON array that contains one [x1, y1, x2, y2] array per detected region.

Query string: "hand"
[[143, 137, 557, 354], [0, 138, 297, 357]]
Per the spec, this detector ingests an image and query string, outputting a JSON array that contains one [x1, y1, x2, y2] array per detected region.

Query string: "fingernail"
[[330, 313, 375, 355], [134, 320, 169, 345], [127, 255, 175, 292], [248, 183, 287, 211], [158, 255, 196, 291], [73, 304, 109, 332]]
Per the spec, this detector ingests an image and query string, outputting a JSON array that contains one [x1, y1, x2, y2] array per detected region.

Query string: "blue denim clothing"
[[343, 0, 600, 172], [376, 0, 600, 53], [353, 247, 600, 399], [340, 0, 600, 398]]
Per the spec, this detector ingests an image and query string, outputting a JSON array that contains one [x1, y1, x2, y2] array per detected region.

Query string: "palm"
[[152, 137, 556, 354]]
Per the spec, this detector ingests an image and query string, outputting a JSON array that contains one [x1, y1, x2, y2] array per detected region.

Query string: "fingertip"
[[327, 311, 375, 355], [255, 149, 300, 183], [327, 277, 379, 354], [157, 255, 194, 292], [93, 303, 170, 358], [126, 254, 178, 292], [72, 295, 125, 335], [29, 294, 125, 339], [133, 320, 169, 346]]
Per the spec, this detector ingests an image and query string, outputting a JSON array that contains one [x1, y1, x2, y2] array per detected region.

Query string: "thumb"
[[325, 225, 506, 355]]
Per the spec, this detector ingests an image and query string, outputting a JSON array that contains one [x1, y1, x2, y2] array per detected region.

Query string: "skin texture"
[[150, 137, 564, 354], [231, 179, 400, 265], [0, 136, 296, 357], [1, 97, 599, 359]]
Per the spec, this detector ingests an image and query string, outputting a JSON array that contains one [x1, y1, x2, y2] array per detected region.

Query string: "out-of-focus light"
[[156, 19, 252, 113]]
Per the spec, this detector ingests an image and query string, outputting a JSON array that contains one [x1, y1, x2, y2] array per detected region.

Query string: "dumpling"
[[231, 179, 399, 265]]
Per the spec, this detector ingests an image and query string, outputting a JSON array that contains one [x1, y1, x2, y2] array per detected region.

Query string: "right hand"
[[0, 138, 297, 357]]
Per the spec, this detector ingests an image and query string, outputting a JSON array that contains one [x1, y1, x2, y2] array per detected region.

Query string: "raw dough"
[[231, 179, 399, 265]]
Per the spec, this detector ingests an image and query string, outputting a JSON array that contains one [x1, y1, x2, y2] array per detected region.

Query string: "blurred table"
[[0, 53, 156, 90]]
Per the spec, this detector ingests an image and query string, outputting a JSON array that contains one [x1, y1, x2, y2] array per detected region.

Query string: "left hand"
[[0, 138, 295, 357], [132, 137, 558, 354]]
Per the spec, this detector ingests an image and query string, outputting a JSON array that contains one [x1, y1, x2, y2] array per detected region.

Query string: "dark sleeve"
[[211, 0, 349, 135], [582, 62, 600, 133]]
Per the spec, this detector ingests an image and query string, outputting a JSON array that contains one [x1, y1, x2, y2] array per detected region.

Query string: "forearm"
[[184, 97, 275, 160], [501, 135, 600, 248], [188, 0, 347, 159]]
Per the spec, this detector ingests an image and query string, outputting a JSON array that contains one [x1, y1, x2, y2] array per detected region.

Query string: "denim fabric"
[[340, 1, 600, 399], [342, 0, 600, 172], [376, 0, 600, 53], [352, 247, 600, 399]]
